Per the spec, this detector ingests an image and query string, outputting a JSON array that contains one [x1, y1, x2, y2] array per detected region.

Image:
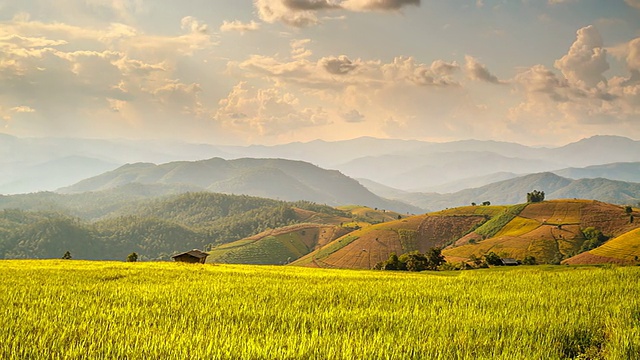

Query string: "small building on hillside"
[[501, 258, 519, 266], [172, 249, 209, 264]]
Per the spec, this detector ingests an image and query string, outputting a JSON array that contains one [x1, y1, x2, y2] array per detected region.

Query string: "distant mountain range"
[[59, 158, 423, 214], [371, 172, 640, 211], [3, 134, 640, 195]]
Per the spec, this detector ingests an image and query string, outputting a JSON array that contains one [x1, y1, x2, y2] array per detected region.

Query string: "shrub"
[[484, 251, 502, 266], [523, 255, 537, 265]]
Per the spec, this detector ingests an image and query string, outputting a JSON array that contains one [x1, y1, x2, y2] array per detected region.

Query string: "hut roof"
[[501, 258, 519, 266], [172, 249, 209, 259]]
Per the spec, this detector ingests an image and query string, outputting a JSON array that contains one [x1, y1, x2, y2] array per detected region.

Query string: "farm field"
[[1, 260, 639, 359]]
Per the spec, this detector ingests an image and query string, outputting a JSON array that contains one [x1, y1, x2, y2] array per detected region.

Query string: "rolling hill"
[[206, 206, 404, 265], [292, 199, 640, 269], [5, 134, 640, 195], [380, 172, 640, 211], [0, 190, 353, 261], [59, 158, 423, 214], [553, 162, 640, 183]]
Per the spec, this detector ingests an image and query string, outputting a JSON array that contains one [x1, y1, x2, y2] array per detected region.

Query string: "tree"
[[62, 251, 72, 260], [482, 201, 491, 206], [527, 190, 545, 203], [484, 251, 502, 266], [399, 251, 429, 271], [625, 206, 633, 215], [471, 202, 477, 206], [580, 227, 609, 252], [523, 255, 537, 265], [425, 247, 446, 270], [127, 252, 138, 262]]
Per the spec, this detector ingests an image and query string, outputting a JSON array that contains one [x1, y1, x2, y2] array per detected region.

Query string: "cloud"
[[510, 27, 640, 135], [464, 55, 503, 84], [548, 0, 579, 4], [0, 15, 219, 139], [220, 20, 261, 34], [320, 55, 357, 75], [342, 0, 420, 11], [342, 109, 365, 122], [254, 0, 420, 27], [233, 52, 461, 90], [625, 0, 640, 9], [214, 82, 328, 137], [554, 25, 609, 88]]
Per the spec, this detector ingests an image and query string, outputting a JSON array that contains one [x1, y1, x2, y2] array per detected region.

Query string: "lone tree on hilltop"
[[127, 252, 138, 262], [62, 251, 72, 260], [527, 190, 545, 203]]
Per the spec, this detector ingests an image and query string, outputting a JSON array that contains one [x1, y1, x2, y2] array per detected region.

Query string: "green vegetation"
[[580, 227, 610, 253], [1, 260, 639, 359], [527, 190, 546, 203], [374, 248, 446, 271], [0, 192, 348, 261], [474, 203, 528, 239]]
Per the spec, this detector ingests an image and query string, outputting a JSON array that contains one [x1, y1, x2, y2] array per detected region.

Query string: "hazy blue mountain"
[[387, 173, 640, 211], [0, 156, 120, 195], [4, 134, 640, 194], [0, 183, 205, 220], [219, 137, 428, 168], [60, 158, 424, 214], [553, 162, 640, 183], [336, 152, 560, 190], [550, 136, 640, 167], [412, 172, 521, 193], [355, 178, 409, 199]]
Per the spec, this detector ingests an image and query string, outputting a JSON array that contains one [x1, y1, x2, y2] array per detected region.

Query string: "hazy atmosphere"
[[2, 0, 640, 146]]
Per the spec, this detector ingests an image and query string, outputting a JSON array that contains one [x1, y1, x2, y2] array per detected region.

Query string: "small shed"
[[501, 258, 519, 266], [172, 249, 209, 264]]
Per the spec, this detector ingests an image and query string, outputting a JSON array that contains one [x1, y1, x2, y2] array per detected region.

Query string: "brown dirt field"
[[321, 229, 403, 269], [519, 200, 586, 224], [416, 215, 486, 250], [452, 232, 484, 247], [579, 201, 638, 237], [562, 251, 633, 265]]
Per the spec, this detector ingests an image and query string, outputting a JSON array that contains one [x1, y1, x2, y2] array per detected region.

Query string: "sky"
[[0, 0, 639, 146]]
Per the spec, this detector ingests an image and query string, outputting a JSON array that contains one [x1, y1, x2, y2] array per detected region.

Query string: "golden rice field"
[[1, 260, 639, 359]]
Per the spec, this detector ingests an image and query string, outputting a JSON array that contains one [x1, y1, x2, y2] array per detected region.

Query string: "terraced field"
[[296, 200, 640, 268]]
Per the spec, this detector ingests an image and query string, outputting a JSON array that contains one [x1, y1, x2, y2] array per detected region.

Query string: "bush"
[[484, 251, 502, 266], [523, 255, 537, 265], [375, 248, 446, 271], [580, 227, 609, 253]]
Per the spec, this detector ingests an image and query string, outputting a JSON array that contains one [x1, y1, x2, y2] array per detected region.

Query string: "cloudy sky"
[[1, 0, 639, 146]]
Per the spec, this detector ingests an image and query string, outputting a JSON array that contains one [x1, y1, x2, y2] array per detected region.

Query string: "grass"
[[474, 203, 528, 239], [591, 228, 640, 261], [494, 216, 541, 238], [1, 260, 639, 359]]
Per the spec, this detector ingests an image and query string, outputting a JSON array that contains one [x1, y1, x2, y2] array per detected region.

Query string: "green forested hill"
[[0, 190, 350, 261]]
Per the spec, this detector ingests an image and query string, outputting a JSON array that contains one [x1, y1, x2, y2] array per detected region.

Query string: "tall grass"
[[1, 260, 638, 359]]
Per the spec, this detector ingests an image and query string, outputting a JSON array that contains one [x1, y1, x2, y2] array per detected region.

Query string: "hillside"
[[5, 135, 640, 195], [293, 200, 640, 269], [206, 206, 401, 265], [59, 158, 423, 214], [385, 172, 640, 211], [0, 191, 352, 261]]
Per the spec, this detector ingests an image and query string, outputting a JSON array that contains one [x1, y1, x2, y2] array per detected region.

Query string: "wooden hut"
[[501, 258, 519, 266], [172, 249, 209, 264]]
